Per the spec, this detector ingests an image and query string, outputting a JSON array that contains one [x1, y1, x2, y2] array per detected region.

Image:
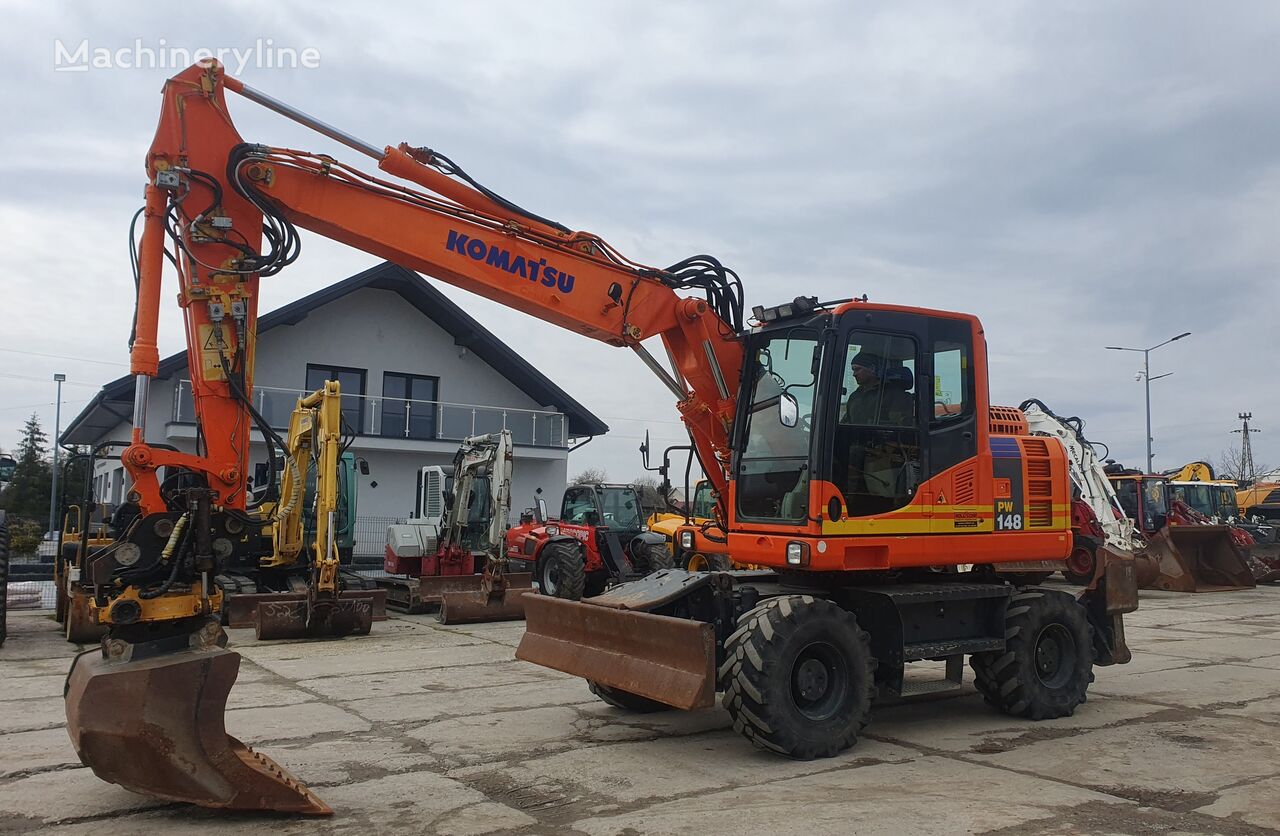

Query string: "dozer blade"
[[225, 589, 387, 629], [1136, 526, 1256, 593], [255, 594, 377, 641], [65, 646, 331, 814], [417, 572, 534, 607], [516, 594, 716, 710], [438, 586, 532, 624]]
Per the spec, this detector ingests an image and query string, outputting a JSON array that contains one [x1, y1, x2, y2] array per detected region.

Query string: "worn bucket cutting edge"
[[438, 587, 530, 624], [255, 595, 376, 641], [516, 594, 716, 710], [225, 589, 387, 629], [1137, 526, 1256, 593], [417, 572, 533, 605], [65, 646, 331, 814]]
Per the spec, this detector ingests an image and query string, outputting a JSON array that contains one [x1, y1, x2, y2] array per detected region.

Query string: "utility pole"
[[1105, 331, 1191, 473], [48, 373, 66, 539], [1232, 412, 1260, 483]]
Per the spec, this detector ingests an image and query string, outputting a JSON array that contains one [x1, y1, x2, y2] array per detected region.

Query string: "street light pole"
[[1105, 332, 1189, 473], [48, 373, 66, 539]]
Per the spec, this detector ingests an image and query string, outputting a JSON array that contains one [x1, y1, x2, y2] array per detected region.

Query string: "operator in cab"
[[841, 352, 913, 427]]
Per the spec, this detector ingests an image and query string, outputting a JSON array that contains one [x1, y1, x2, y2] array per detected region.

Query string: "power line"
[[0, 347, 128, 368], [0, 373, 100, 388]]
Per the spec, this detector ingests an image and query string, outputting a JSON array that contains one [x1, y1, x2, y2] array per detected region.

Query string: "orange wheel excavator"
[[69, 60, 1139, 813]]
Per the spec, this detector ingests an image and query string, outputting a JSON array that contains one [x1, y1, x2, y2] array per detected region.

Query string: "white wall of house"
[[83, 285, 577, 528]]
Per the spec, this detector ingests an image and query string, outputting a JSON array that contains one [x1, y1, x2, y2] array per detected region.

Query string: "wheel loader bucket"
[[64, 646, 331, 814], [1136, 526, 1256, 593], [516, 594, 716, 710], [438, 578, 534, 625]]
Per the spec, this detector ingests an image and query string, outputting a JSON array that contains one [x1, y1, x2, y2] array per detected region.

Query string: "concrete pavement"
[[1, 583, 1278, 834]]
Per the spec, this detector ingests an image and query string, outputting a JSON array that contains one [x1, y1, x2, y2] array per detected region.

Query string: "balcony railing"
[[173, 380, 567, 447]]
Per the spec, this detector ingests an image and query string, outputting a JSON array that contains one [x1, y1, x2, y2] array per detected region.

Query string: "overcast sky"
[[2, 1, 1278, 486]]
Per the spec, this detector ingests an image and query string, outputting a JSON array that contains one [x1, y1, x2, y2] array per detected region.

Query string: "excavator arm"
[[70, 59, 745, 813]]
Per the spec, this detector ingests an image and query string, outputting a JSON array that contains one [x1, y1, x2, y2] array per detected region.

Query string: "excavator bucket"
[[516, 593, 716, 710], [1135, 526, 1256, 593], [64, 645, 331, 814], [224, 589, 387, 631], [254, 593, 378, 641]]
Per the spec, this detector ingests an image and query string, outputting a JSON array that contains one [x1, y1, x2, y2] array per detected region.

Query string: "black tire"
[[687, 552, 733, 571], [0, 522, 9, 647], [637, 541, 674, 574], [970, 589, 1093, 720], [1062, 539, 1097, 586], [588, 680, 670, 713], [719, 595, 876, 759], [537, 540, 585, 601]]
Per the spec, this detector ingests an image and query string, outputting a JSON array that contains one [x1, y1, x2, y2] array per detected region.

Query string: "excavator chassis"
[[518, 565, 1137, 711], [64, 616, 331, 814]]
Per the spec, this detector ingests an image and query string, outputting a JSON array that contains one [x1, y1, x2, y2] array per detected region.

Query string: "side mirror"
[[778, 392, 799, 428], [357, 457, 370, 476], [535, 498, 548, 524]]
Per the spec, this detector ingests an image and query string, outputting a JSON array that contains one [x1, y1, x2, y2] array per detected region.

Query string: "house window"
[[381, 372, 439, 439], [306, 364, 367, 433]]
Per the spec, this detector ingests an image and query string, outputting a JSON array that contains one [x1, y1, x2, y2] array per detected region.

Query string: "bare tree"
[[569, 467, 609, 486], [1215, 447, 1272, 483]]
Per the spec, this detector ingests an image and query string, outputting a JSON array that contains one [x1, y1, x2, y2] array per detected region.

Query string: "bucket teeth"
[[65, 646, 332, 815]]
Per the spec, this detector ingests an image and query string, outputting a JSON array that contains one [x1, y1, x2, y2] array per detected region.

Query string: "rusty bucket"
[[1136, 526, 1256, 593], [65, 645, 331, 814], [254, 594, 377, 641], [438, 575, 534, 624], [516, 594, 716, 710]]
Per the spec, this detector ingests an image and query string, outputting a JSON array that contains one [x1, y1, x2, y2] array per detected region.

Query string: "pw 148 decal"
[[446, 230, 576, 294]]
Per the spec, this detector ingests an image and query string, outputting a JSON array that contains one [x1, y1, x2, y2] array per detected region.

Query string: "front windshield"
[[737, 329, 819, 521], [599, 487, 642, 530], [690, 482, 715, 519], [1178, 484, 1214, 517]]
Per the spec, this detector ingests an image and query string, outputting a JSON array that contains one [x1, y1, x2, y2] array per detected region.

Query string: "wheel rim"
[[789, 640, 848, 721], [541, 558, 558, 596], [1066, 547, 1095, 576], [1033, 623, 1076, 689]]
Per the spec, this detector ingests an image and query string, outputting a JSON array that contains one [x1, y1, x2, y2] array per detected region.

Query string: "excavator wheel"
[[537, 541, 585, 601], [720, 596, 876, 759], [588, 680, 671, 713], [64, 617, 331, 814], [970, 589, 1092, 721]]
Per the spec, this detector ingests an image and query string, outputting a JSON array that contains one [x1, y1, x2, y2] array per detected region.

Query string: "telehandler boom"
[[68, 60, 1137, 812]]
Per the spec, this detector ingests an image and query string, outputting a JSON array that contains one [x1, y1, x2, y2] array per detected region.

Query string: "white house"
[[61, 261, 608, 557]]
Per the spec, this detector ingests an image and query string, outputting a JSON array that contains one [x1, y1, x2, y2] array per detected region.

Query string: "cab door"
[[923, 317, 980, 533]]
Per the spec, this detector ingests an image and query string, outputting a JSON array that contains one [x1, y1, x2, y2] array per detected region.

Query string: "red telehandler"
[[66, 60, 1137, 814]]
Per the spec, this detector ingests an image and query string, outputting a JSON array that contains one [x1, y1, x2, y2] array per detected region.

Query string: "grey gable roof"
[[62, 261, 609, 443]]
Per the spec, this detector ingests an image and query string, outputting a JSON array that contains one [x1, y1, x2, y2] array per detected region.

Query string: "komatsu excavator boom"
[[69, 60, 1137, 814]]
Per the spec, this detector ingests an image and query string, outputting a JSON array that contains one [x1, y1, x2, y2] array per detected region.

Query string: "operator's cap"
[[850, 351, 884, 371]]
